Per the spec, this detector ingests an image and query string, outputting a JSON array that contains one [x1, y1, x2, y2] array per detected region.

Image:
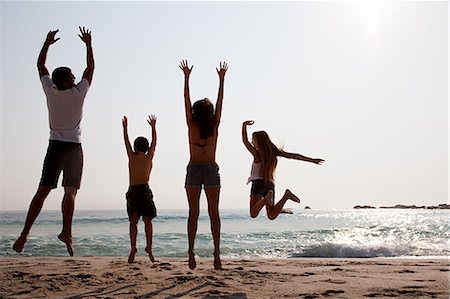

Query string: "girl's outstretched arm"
[[214, 62, 228, 123], [279, 150, 324, 165], [242, 120, 259, 160], [179, 60, 193, 123]]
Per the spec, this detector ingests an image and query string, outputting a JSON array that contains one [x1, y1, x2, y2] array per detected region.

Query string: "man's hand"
[[216, 61, 228, 80], [179, 60, 193, 78], [45, 30, 60, 45], [78, 26, 92, 45], [122, 116, 128, 128]]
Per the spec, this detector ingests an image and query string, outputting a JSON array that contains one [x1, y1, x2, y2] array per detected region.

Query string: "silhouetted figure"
[[179, 60, 228, 270], [242, 120, 324, 220], [13, 27, 94, 256], [122, 115, 158, 263]]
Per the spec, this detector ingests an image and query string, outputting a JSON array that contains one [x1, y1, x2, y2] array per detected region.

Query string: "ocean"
[[1, 209, 449, 259]]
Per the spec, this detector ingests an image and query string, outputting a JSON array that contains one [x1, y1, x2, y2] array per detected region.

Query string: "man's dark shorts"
[[185, 163, 221, 189], [40, 140, 83, 189], [126, 184, 157, 220], [250, 179, 275, 198]]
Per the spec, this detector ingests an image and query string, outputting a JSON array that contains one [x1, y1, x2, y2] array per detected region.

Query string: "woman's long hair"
[[192, 98, 216, 139], [252, 131, 281, 183]]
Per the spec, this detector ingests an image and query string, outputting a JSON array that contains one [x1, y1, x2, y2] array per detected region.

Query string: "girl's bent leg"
[[205, 188, 222, 270], [186, 187, 201, 270], [250, 195, 266, 218], [267, 189, 300, 220]]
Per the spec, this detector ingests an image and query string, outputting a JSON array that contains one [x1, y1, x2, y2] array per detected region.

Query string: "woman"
[[179, 60, 228, 270]]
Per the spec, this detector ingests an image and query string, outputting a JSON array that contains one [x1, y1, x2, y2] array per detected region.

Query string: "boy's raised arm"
[[78, 26, 94, 85], [37, 30, 60, 78], [148, 115, 157, 154], [122, 116, 133, 157]]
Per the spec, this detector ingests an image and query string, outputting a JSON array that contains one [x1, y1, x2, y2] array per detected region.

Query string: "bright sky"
[[1, 1, 448, 211]]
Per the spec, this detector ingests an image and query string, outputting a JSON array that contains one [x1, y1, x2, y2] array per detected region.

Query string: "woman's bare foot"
[[58, 233, 74, 257], [188, 251, 196, 270], [145, 247, 156, 263], [128, 247, 137, 263], [285, 189, 300, 203], [214, 252, 222, 270], [13, 234, 27, 253]]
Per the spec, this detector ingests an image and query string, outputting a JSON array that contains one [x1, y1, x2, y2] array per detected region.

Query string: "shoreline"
[[1, 257, 448, 298]]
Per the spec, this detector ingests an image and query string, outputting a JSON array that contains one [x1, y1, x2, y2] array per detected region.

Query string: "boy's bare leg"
[[143, 216, 155, 262], [128, 214, 139, 263], [13, 186, 52, 252], [58, 187, 77, 257], [267, 189, 300, 220], [205, 188, 222, 270], [186, 188, 201, 270]]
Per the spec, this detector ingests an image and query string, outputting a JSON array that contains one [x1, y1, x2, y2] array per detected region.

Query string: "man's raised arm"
[[78, 26, 94, 84], [37, 30, 60, 78]]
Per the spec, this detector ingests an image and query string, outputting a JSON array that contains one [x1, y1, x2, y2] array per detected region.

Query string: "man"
[[13, 27, 94, 256]]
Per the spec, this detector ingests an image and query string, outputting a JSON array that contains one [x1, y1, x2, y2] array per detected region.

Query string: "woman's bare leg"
[[205, 188, 222, 270], [186, 187, 201, 270], [250, 195, 267, 218]]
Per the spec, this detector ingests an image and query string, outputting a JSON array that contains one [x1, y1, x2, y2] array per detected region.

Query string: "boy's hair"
[[134, 137, 149, 153], [192, 98, 216, 139], [252, 131, 281, 183], [52, 67, 72, 90]]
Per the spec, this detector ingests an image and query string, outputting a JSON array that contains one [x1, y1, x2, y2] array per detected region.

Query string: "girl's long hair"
[[192, 98, 216, 139], [252, 131, 281, 183]]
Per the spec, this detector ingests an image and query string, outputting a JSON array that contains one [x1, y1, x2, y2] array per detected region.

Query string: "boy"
[[122, 115, 157, 263]]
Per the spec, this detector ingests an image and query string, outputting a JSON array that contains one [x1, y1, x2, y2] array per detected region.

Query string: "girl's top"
[[247, 162, 263, 184]]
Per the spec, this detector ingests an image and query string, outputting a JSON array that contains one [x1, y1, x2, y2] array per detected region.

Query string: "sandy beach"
[[0, 257, 448, 298]]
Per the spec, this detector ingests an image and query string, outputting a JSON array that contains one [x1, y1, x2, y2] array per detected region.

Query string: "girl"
[[179, 60, 228, 270], [242, 120, 324, 220]]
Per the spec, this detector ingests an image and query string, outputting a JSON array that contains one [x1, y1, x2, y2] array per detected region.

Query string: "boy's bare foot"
[[13, 235, 27, 253], [285, 189, 300, 203], [58, 233, 74, 257], [188, 252, 196, 270], [214, 252, 222, 270], [145, 247, 156, 263], [128, 248, 137, 263]]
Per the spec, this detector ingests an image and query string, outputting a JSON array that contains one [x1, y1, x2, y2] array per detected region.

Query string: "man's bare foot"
[[145, 247, 155, 263], [128, 248, 137, 263], [58, 233, 74, 257], [13, 235, 27, 253], [285, 189, 300, 203], [214, 252, 222, 270], [188, 252, 196, 270]]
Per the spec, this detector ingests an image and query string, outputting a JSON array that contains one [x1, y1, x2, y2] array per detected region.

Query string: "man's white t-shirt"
[[41, 75, 90, 143]]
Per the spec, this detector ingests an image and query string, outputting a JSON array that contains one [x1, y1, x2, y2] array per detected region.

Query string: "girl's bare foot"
[[58, 233, 74, 257], [145, 247, 156, 263], [128, 248, 137, 263], [285, 189, 300, 203]]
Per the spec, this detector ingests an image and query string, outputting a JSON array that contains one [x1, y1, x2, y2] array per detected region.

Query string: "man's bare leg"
[[13, 186, 52, 253], [58, 187, 77, 256]]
